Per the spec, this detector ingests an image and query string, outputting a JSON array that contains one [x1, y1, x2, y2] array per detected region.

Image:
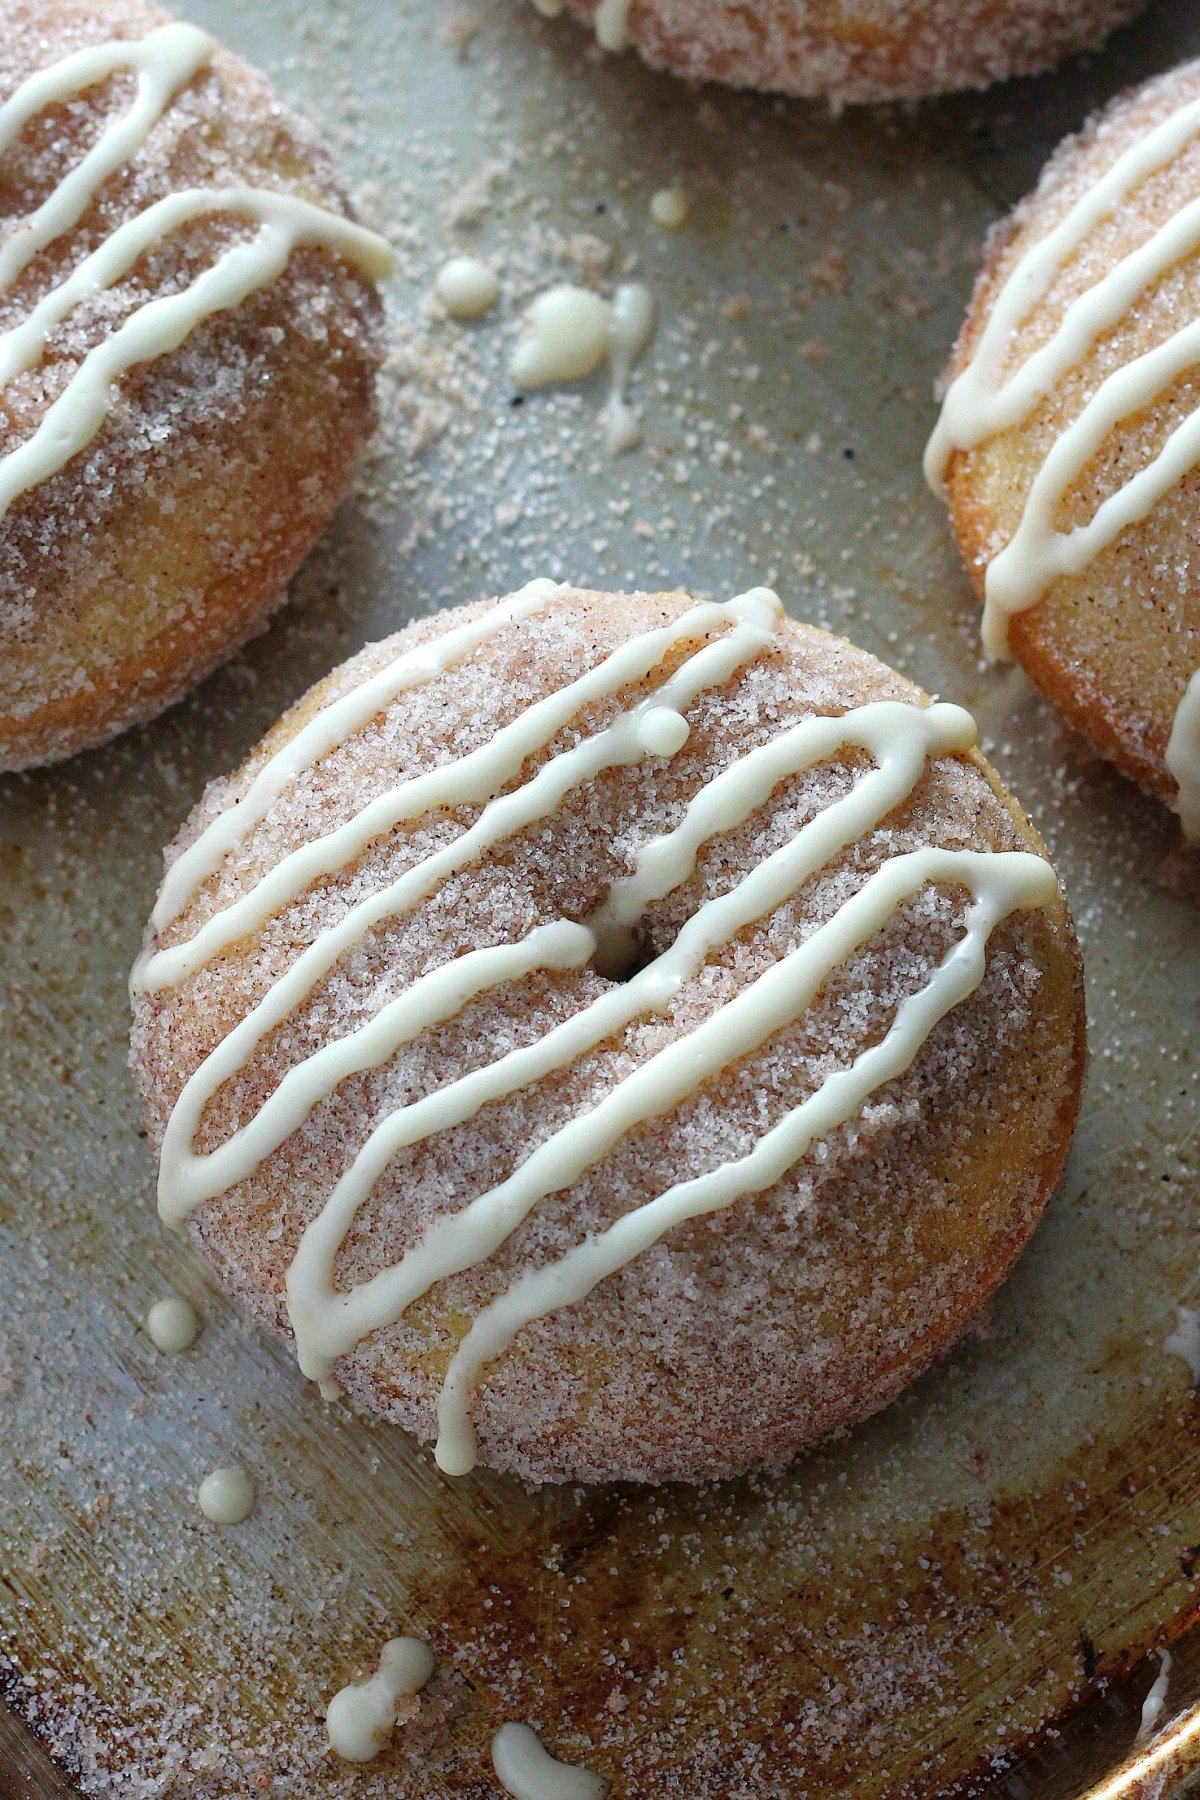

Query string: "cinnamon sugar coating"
[[0, 0, 387, 770], [131, 588, 1085, 1485], [553, 0, 1144, 105]]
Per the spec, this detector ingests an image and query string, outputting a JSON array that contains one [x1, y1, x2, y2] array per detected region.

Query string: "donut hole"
[[587, 915, 657, 983]]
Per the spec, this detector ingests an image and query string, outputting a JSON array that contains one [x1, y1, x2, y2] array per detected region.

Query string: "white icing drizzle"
[[136, 580, 563, 985], [142, 586, 761, 1004], [1137, 1649, 1173, 1743], [288, 700, 987, 1394], [152, 588, 781, 1214], [925, 89, 1200, 837], [491, 1723, 607, 1800], [326, 1637, 434, 1763], [0, 23, 212, 292], [1164, 1304, 1200, 1385], [196, 1465, 255, 1523], [0, 27, 393, 521], [433, 843, 1053, 1475], [143, 585, 1057, 1471], [145, 1294, 199, 1353]]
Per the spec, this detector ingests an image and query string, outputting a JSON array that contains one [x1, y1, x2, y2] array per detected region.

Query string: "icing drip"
[[326, 1637, 434, 1763], [196, 1465, 255, 1523], [925, 87, 1200, 837], [491, 1723, 607, 1799], [525, 0, 629, 49], [0, 28, 393, 520], [143, 586, 1057, 1470]]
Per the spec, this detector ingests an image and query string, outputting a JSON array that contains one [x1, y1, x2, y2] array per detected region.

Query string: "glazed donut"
[[131, 583, 1084, 1486], [0, 0, 391, 771], [928, 60, 1200, 841], [539, 0, 1147, 106]]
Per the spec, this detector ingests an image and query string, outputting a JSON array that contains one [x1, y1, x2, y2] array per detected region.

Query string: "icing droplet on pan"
[[510, 286, 613, 387], [145, 1295, 199, 1353], [326, 1637, 434, 1763], [197, 1466, 255, 1524], [492, 1722, 608, 1799], [435, 255, 501, 319], [650, 187, 690, 231]]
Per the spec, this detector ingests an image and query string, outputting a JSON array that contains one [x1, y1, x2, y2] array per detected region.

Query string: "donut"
[[0, 0, 391, 771], [537, 0, 1147, 106], [130, 583, 1085, 1486], [927, 61, 1200, 842]]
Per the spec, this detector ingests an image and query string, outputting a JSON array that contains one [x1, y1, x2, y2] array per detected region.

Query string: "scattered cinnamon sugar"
[[809, 248, 848, 293]]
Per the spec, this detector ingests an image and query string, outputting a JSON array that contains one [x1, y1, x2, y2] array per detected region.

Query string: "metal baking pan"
[[1, 0, 1197, 1791]]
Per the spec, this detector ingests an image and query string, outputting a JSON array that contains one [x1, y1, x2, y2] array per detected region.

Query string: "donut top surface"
[[0, 7, 391, 525], [133, 583, 1063, 1480], [926, 61, 1200, 838]]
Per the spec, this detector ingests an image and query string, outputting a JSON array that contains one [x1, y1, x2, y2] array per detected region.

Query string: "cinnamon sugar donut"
[[928, 61, 1200, 841], [130, 584, 1085, 1486], [0, 0, 391, 771], [543, 0, 1146, 105]]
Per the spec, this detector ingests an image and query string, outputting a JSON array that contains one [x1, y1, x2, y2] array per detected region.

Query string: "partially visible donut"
[[0, 0, 391, 771], [928, 60, 1200, 840], [130, 583, 1085, 1486], [539, 0, 1146, 106]]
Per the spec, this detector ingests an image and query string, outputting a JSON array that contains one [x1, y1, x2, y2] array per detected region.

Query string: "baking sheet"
[[1, 0, 1198, 1792]]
